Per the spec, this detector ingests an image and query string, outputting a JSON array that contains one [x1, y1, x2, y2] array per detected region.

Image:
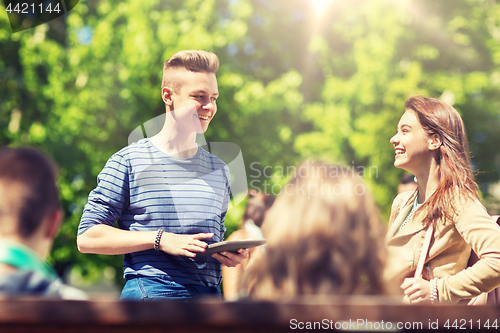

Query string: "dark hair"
[[0, 148, 60, 238], [241, 190, 275, 228], [404, 96, 478, 226], [161, 50, 219, 92], [400, 174, 416, 185]]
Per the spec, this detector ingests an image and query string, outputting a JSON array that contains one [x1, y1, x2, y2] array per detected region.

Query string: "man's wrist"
[[154, 230, 163, 250]]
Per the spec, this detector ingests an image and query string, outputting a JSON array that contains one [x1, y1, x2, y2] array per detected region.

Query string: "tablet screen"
[[197, 239, 266, 256]]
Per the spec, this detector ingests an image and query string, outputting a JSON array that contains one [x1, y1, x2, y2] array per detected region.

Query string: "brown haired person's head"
[[243, 161, 386, 299], [0, 148, 63, 257], [390, 96, 478, 226]]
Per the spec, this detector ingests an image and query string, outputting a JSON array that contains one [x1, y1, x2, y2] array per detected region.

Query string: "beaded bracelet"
[[430, 277, 438, 304], [154, 229, 163, 251]]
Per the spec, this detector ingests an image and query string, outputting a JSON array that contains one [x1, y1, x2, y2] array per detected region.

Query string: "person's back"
[[0, 244, 81, 298], [0, 147, 86, 299]]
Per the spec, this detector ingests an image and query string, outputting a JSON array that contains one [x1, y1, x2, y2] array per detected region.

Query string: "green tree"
[[293, 0, 500, 217]]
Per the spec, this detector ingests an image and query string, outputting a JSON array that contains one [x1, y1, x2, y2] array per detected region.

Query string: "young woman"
[[386, 96, 500, 304], [242, 161, 386, 300]]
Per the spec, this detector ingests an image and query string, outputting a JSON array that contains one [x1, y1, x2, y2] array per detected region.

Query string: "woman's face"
[[390, 110, 435, 174]]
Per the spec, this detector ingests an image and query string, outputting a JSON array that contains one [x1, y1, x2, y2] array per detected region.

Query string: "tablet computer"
[[197, 239, 266, 256]]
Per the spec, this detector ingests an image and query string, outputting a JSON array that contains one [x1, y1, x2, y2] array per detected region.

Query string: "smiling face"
[[389, 110, 437, 175], [162, 69, 219, 133]]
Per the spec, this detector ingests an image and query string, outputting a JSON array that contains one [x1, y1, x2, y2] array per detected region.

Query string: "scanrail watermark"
[[251, 177, 368, 199], [249, 161, 379, 180], [289, 318, 499, 330], [290, 319, 425, 330]]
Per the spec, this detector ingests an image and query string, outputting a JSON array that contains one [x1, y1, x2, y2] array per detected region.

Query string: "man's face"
[[166, 69, 219, 133]]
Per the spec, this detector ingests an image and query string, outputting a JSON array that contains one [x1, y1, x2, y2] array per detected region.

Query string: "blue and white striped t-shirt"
[[78, 139, 230, 287]]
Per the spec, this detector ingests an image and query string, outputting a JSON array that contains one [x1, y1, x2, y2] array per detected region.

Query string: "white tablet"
[[197, 239, 266, 256]]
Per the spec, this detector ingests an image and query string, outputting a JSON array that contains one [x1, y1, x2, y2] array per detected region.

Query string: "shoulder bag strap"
[[414, 224, 434, 278]]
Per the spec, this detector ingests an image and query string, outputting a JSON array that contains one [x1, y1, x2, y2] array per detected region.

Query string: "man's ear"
[[162, 87, 174, 106], [44, 208, 63, 240], [429, 133, 442, 151]]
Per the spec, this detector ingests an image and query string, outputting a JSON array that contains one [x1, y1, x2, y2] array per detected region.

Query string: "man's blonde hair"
[[161, 50, 219, 92]]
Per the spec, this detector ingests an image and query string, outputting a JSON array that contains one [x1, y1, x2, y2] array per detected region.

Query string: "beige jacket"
[[384, 191, 500, 303]]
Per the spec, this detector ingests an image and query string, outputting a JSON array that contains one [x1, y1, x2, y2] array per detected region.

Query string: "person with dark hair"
[[398, 174, 418, 194], [222, 190, 275, 300], [242, 161, 386, 299], [386, 96, 500, 303], [0, 147, 86, 299], [77, 50, 248, 300]]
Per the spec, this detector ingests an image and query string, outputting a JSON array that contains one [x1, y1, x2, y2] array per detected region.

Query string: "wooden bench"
[[0, 296, 499, 332]]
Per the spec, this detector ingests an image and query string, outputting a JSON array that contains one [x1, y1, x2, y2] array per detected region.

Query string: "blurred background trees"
[[1, 0, 500, 290]]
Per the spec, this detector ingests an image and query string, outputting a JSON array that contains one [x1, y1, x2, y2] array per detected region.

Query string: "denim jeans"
[[120, 275, 221, 301]]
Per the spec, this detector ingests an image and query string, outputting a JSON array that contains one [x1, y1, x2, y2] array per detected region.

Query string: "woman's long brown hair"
[[405, 96, 479, 227]]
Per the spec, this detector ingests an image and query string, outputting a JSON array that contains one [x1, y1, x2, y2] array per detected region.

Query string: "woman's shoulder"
[[391, 191, 416, 212], [449, 193, 484, 213], [387, 190, 416, 227], [448, 195, 494, 226]]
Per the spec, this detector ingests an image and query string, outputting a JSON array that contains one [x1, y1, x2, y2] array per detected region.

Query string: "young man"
[[0, 148, 86, 299], [77, 50, 248, 300]]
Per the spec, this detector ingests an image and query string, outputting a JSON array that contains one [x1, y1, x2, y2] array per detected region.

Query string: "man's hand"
[[211, 248, 249, 267], [160, 232, 213, 257], [401, 277, 431, 304]]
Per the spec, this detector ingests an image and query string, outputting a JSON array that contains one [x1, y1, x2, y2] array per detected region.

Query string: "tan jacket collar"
[[386, 194, 426, 243]]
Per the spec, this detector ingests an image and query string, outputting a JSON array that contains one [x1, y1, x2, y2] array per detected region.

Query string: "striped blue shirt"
[[78, 139, 229, 287]]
